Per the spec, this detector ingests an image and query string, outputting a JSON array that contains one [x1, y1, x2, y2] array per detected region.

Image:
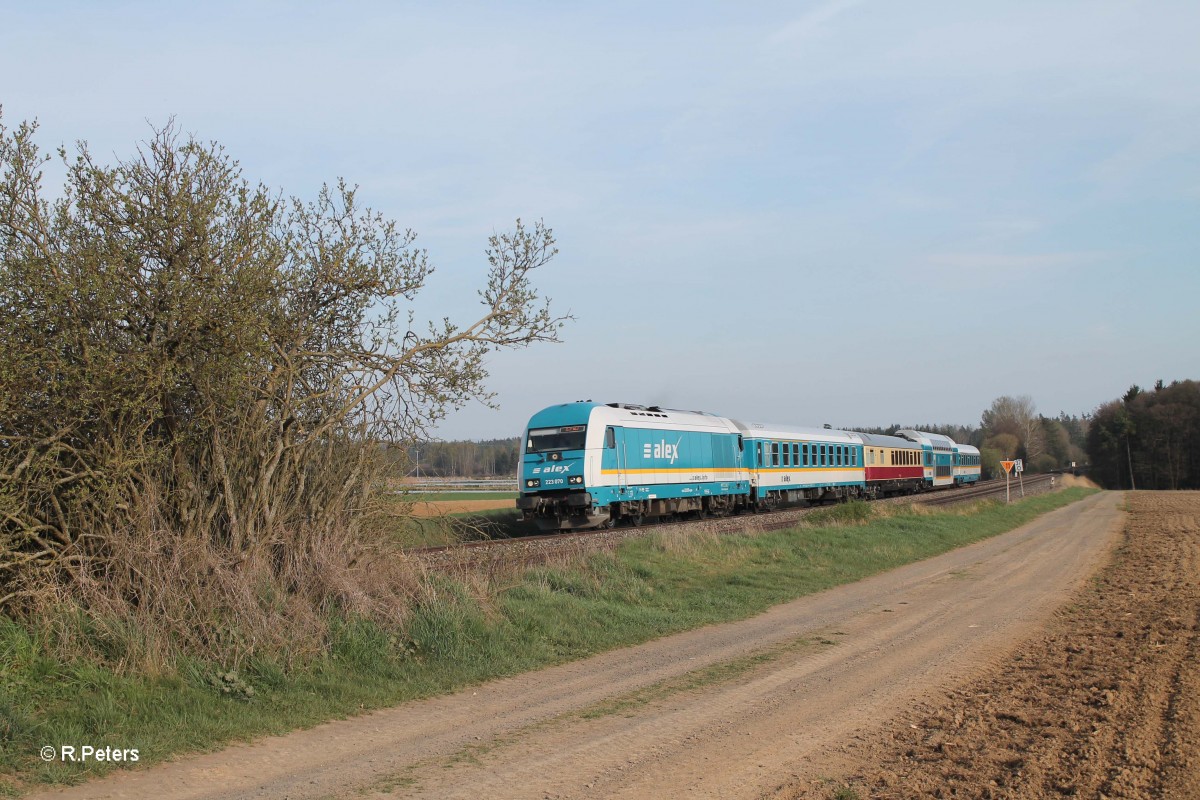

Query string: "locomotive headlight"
[[525, 478, 540, 488], [568, 476, 584, 485]]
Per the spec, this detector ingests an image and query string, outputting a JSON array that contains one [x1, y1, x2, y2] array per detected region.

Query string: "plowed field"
[[778, 491, 1200, 799]]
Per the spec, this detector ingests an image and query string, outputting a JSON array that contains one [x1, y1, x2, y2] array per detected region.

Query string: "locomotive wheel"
[[628, 513, 643, 528]]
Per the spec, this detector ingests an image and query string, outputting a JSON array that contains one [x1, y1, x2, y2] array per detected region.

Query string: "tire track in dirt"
[[776, 491, 1200, 799], [28, 493, 1123, 800]]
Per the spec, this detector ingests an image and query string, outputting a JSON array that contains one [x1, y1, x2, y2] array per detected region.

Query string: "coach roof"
[[855, 432, 923, 449], [730, 420, 862, 444]]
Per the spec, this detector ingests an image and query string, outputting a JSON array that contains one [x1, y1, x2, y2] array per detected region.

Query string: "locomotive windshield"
[[526, 425, 587, 453]]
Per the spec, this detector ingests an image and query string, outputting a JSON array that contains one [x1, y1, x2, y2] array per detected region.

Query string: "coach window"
[[782, 443, 790, 467], [772, 442, 780, 467], [756, 442, 763, 466], [792, 443, 799, 465]]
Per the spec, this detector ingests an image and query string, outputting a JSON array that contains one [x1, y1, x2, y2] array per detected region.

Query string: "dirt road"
[[34, 492, 1124, 800]]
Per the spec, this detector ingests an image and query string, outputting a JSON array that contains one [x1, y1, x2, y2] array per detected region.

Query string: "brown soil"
[[31, 493, 1131, 800], [777, 490, 1200, 799], [410, 498, 513, 517]]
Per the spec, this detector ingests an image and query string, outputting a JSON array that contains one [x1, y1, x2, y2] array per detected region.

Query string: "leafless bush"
[[0, 112, 567, 665]]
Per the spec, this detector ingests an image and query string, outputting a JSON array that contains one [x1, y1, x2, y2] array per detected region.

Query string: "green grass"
[[0, 488, 1098, 793]]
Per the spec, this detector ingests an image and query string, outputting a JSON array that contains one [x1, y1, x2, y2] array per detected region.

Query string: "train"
[[515, 402, 981, 531]]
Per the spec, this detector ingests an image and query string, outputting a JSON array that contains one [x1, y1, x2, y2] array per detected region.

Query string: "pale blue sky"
[[4, 1, 1198, 438]]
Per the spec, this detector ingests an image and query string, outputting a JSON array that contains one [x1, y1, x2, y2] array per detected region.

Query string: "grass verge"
[[0, 488, 1098, 794]]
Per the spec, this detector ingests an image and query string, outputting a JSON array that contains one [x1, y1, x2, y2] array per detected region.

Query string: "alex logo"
[[642, 438, 682, 464], [532, 464, 571, 475]]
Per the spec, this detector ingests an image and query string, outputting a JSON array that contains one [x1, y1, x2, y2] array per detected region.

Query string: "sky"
[[3, 1, 1198, 439]]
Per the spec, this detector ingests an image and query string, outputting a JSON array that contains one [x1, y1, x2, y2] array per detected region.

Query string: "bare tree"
[[981, 395, 1044, 462]]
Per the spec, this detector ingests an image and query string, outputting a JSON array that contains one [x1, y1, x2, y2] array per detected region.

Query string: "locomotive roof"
[[524, 402, 740, 434]]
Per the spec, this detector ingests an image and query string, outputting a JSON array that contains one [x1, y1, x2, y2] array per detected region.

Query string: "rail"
[[408, 474, 1060, 571]]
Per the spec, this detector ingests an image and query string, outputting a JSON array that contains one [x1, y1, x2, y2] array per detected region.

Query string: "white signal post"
[[1014, 458, 1025, 497]]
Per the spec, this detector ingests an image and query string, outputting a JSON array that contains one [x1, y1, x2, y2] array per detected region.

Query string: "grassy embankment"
[[0, 488, 1098, 794], [382, 491, 523, 547]]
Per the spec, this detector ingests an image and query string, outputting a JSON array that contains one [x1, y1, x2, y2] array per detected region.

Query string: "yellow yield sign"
[[1000, 460, 1016, 474]]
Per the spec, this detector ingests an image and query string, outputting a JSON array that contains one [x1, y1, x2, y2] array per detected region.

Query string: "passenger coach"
[[858, 432, 925, 497], [952, 442, 982, 485], [733, 421, 864, 509]]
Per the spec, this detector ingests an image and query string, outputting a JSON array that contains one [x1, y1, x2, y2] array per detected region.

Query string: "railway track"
[[920, 473, 1053, 506], [408, 474, 1059, 571]]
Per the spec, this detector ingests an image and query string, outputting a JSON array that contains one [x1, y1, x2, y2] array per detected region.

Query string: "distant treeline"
[[385, 438, 521, 478], [1087, 380, 1200, 490], [394, 397, 1099, 481]]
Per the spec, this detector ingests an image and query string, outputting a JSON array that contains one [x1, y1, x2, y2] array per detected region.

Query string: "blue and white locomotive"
[[516, 403, 749, 530], [516, 402, 981, 531]]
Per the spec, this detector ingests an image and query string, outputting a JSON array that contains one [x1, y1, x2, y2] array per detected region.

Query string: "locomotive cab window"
[[526, 425, 587, 453], [605, 427, 615, 449]]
